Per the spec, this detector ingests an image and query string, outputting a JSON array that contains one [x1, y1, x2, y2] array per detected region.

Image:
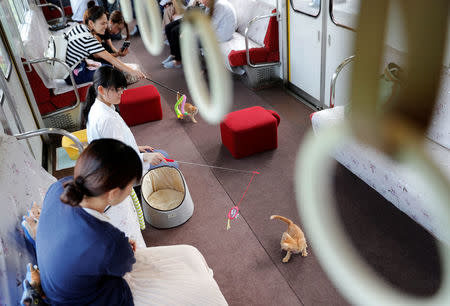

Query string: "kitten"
[[21, 264, 45, 306], [270, 215, 308, 263], [183, 103, 198, 123]]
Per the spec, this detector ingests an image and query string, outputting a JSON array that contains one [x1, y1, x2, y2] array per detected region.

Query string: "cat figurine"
[[183, 103, 198, 123], [270, 215, 308, 263]]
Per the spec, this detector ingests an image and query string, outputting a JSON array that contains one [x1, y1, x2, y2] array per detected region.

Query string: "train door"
[[323, 0, 359, 108], [287, 0, 323, 106], [0, 0, 44, 162]]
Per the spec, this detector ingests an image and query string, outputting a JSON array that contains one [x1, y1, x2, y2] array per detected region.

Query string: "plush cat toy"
[[21, 263, 47, 306], [270, 215, 308, 263]]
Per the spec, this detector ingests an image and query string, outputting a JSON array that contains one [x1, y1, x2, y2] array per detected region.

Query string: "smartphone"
[[120, 40, 131, 52]]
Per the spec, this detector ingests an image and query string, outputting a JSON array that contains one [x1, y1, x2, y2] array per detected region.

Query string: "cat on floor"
[[182, 103, 198, 123], [270, 215, 308, 263]]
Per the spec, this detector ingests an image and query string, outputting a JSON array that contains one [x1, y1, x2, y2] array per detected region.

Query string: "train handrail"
[[329, 55, 355, 108], [14, 127, 84, 154], [244, 12, 280, 68], [23, 57, 81, 119]]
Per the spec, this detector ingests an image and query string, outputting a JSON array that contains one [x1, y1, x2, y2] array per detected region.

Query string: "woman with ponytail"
[[83, 65, 178, 172], [36, 139, 228, 305]]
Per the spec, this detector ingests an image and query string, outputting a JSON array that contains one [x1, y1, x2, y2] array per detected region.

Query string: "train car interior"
[[0, 0, 449, 305]]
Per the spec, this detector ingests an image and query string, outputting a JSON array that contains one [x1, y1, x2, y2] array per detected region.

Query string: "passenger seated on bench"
[[83, 66, 178, 172], [163, 0, 237, 69], [65, 5, 145, 84], [70, 0, 95, 23], [37, 139, 227, 305]]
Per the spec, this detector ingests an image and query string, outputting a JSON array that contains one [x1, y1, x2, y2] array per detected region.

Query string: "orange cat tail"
[[270, 215, 293, 225]]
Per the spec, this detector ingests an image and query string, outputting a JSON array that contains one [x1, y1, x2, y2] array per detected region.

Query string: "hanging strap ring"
[[119, 0, 134, 23], [180, 9, 232, 124], [295, 122, 450, 305], [135, 0, 163, 55]]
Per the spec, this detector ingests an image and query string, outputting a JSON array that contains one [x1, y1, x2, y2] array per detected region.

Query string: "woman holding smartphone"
[[65, 5, 145, 85], [96, 10, 131, 58]]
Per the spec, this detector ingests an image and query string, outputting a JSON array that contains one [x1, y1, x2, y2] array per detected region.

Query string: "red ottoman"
[[120, 84, 163, 126], [220, 106, 280, 158]]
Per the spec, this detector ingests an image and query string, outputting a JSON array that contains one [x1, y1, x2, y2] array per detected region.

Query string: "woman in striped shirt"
[[65, 5, 145, 85]]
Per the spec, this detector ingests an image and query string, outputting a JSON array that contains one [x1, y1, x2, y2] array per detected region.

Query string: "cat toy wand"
[[163, 157, 259, 230], [144, 77, 188, 118]]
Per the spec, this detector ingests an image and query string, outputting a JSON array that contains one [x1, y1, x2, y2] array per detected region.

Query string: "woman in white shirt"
[[83, 66, 174, 172]]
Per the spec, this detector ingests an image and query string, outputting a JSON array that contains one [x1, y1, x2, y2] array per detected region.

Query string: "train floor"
[[95, 37, 441, 305]]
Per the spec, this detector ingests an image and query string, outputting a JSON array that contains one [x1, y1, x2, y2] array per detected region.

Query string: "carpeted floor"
[[120, 36, 441, 305]]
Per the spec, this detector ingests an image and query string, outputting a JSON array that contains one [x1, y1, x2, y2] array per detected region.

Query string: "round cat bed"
[[141, 166, 194, 228]]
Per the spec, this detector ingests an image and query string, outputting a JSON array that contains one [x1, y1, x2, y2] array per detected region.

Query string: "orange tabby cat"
[[183, 103, 198, 123], [270, 215, 308, 263]]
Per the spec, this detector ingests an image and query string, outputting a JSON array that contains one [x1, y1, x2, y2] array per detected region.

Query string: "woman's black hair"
[[82, 66, 127, 126], [60, 138, 143, 206], [84, 5, 106, 25]]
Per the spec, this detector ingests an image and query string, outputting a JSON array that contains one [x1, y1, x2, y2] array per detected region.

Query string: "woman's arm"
[[107, 39, 119, 55], [93, 51, 146, 79]]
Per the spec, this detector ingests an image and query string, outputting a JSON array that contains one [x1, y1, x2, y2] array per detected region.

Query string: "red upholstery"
[[120, 85, 162, 126], [220, 106, 280, 158], [40, 1, 73, 21], [22, 59, 89, 116], [228, 9, 279, 67]]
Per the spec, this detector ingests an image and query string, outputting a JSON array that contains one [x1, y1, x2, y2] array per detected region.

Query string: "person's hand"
[[118, 48, 129, 57], [138, 145, 154, 152], [130, 69, 146, 81], [143, 152, 166, 165], [128, 238, 137, 252]]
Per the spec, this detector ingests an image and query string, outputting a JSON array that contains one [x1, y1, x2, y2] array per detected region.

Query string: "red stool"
[[220, 106, 280, 158], [120, 84, 163, 126]]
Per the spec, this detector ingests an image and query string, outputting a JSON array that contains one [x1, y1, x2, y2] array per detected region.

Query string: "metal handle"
[[245, 12, 280, 68], [23, 57, 80, 118], [329, 55, 355, 108], [37, 3, 65, 20], [14, 128, 84, 154]]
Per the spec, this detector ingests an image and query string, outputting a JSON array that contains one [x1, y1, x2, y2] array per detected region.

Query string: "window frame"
[[329, 0, 359, 32], [289, 0, 322, 18]]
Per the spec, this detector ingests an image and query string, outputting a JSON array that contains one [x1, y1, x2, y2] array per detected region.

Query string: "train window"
[[7, 0, 30, 26], [290, 0, 321, 17], [330, 0, 361, 31], [0, 38, 11, 79]]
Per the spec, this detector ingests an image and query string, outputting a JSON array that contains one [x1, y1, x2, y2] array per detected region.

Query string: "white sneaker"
[[162, 55, 175, 65]]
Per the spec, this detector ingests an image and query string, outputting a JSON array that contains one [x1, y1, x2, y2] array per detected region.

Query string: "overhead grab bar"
[[244, 13, 280, 68], [15, 128, 84, 154], [23, 57, 80, 119], [135, 0, 163, 55], [329, 55, 355, 108], [180, 9, 232, 124]]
